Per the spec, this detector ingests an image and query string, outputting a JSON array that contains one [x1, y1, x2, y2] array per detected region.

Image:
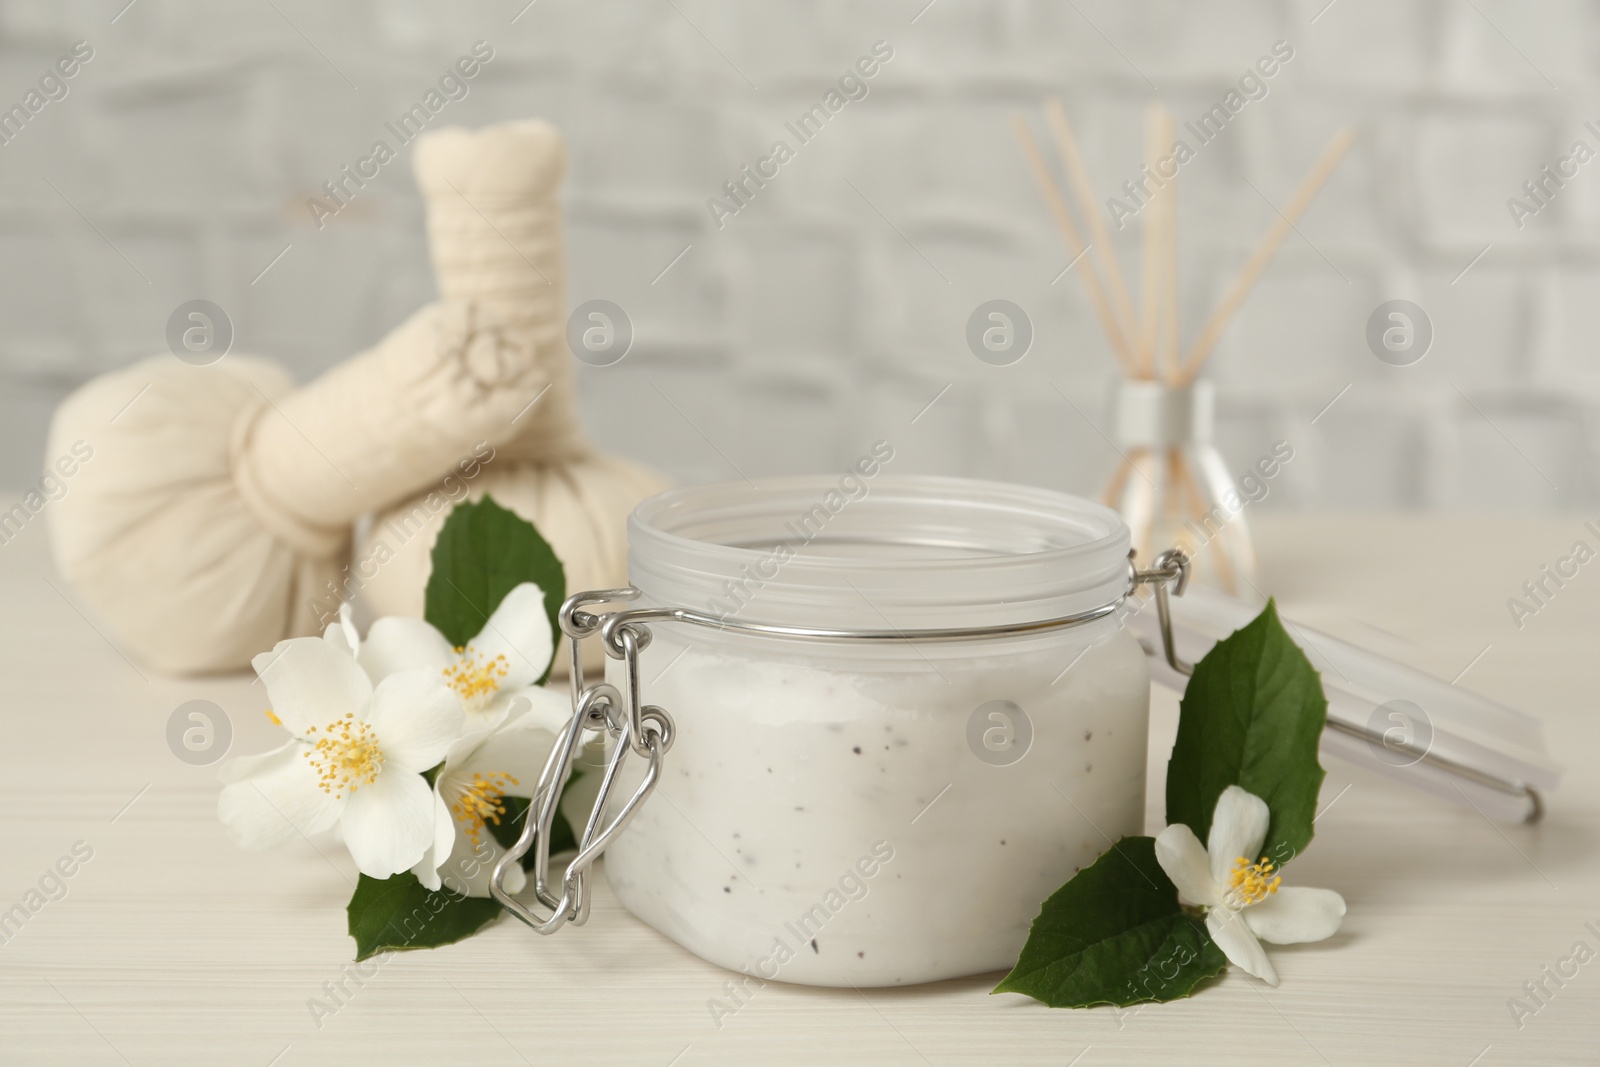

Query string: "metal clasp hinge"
[[490, 589, 676, 935], [1131, 547, 1194, 677]]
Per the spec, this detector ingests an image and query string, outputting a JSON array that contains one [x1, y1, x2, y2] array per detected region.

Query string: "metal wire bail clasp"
[[489, 587, 676, 935], [1130, 547, 1193, 676]]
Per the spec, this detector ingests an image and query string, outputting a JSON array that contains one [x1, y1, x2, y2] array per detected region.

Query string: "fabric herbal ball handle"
[[354, 123, 668, 656], [44, 119, 661, 675]]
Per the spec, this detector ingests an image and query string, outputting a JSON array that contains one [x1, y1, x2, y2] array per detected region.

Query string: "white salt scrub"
[[602, 474, 1150, 987]]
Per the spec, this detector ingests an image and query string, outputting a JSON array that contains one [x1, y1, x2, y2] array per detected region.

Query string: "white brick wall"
[[2, 0, 1597, 513]]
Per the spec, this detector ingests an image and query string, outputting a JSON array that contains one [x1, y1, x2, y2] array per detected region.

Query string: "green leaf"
[[488, 768, 585, 865], [1164, 598, 1328, 866], [423, 494, 566, 681], [346, 872, 504, 961], [994, 836, 1226, 1007]]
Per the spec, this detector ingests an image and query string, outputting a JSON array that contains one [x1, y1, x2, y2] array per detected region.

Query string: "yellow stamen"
[[265, 710, 282, 726], [451, 770, 520, 845], [442, 647, 510, 707], [1224, 855, 1282, 908], [300, 713, 383, 798]]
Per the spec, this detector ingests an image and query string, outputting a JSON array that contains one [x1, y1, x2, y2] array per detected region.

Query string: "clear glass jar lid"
[[627, 474, 1131, 631]]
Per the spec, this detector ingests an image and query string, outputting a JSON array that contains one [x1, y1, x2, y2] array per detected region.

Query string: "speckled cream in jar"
[[602, 474, 1148, 987]]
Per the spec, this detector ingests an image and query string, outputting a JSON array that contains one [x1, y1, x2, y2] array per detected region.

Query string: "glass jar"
[[599, 474, 1150, 987]]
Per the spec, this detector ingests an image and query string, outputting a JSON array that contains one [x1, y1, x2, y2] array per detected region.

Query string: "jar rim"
[[627, 475, 1132, 630]]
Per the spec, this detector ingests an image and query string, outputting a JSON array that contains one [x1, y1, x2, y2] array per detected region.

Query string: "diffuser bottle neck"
[[1113, 379, 1215, 449]]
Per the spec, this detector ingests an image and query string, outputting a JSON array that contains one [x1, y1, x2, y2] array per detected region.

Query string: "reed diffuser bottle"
[[1014, 99, 1352, 594]]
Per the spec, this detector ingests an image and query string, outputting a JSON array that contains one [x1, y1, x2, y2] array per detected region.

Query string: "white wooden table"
[[1, 513, 1595, 1065]]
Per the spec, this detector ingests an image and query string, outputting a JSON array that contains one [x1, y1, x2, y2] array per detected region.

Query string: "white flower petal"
[[410, 793, 457, 892], [522, 685, 609, 754], [363, 670, 466, 773], [437, 721, 499, 777], [1207, 786, 1271, 888], [322, 601, 361, 658], [466, 583, 554, 691], [359, 616, 456, 684], [217, 739, 296, 786], [1244, 887, 1347, 945], [323, 623, 353, 657], [502, 685, 577, 734], [217, 741, 341, 850], [462, 697, 513, 736], [468, 686, 583, 750], [436, 832, 527, 898], [419, 708, 568, 896], [498, 853, 528, 896], [339, 768, 437, 879], [412, 862, 440, 892], [339, 602, 359, 649], [444, 712, 560, 802], [1154, 823, 1222, 907], [1206, 905, 1278, 987], [252, 638, 373, 738]]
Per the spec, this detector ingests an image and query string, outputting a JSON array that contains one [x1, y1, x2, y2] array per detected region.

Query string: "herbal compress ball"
[[46, 120, 662, 674]]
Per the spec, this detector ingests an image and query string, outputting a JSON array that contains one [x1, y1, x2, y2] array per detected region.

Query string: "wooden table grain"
[[1, 514, 1595, 1065]]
